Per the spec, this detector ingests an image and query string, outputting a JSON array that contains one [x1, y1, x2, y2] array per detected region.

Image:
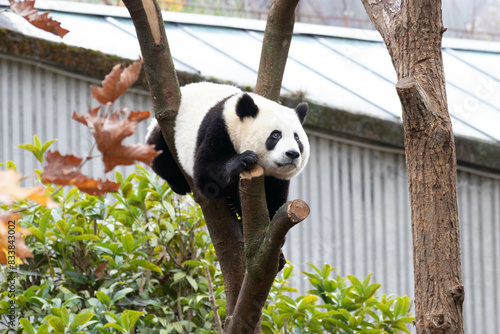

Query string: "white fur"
[[175, 83, 241, 176], [223, 93, 309, 180], [149, 82, 310, 180]]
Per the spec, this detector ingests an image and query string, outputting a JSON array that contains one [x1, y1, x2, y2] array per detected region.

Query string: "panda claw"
[[228, 150, 258, 176]]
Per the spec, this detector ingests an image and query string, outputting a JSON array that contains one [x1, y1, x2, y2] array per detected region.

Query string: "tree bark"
[[225, 166, 309, 334], [255, 0, 299, 101], [123, 0, 247, 321], [122, 1, 304, 333], [361, 1, 464, 334]]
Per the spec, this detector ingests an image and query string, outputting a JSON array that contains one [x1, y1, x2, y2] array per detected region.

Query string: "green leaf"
[[115, 171, 124, 184], [111, 288, 134, 304], [39, 210, 51, 235], [33, 135, 42, 149], [396, 317, 415, 323], [121, 310, 144, 332], [105, 311, 120, 323], [121, 233, 134, 253], [62, 296, 82, 307], [297, 295, 318, 310], [348, 275, 363, 291], [20, 318, 36, 334], [16, 144, 39, 161], [129, 259, 162, 274], [173, 271, 186, 283], [55, 220, 69, 237], [101, 255, 118, 268], [37, 323, 50, 334], [28, 227, 45, 244], [364, 283, 381, 300], [104, 323, 126, 333], [96, 291, 110, 307], [133, 235, 154, 249], [164, 201, 176, 218], [394, 297, 403, 317], [69, 312, 95, 332], [46, 316, 65, 333], [40, 139, 57, 158], [6, 160, 17, 171], [186, 275, 198, 291], [283, 264, 294, 280], [362, 273, 373, 289], [376, 303, 394, 320], [61, 307, 70, 327], [182, 260, 205, 268], [70, 234, 100, 242], [348, 315, 357, 328]]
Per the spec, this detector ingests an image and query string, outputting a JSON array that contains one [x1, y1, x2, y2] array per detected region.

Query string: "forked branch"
[[224, 165, 309, 333]]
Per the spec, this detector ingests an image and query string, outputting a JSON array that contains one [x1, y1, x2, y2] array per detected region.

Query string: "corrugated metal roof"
[[2, 0, 500, 143]]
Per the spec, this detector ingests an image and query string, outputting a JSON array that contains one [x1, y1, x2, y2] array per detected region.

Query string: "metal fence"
[[1, 54, 499, 333]]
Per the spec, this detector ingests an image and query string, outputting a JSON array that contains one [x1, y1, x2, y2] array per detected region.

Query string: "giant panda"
[[145, 82, 310, 219]]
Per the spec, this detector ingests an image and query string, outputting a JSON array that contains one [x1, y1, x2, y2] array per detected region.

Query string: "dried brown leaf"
[[0, 212, 33, 265], [41, 151, 120, 196], [91, 59, 142, 105], [0, 170, 58, 208], [94, 262, 107, 279], [9, 0, 69, 38], [72, 109, 159, 172]]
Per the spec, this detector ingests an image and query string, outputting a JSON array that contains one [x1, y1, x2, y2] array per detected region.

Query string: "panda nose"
[[286, 150, 300, 159]]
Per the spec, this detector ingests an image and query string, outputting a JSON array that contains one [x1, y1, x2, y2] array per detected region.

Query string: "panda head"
[[224, 93, 310, 180]]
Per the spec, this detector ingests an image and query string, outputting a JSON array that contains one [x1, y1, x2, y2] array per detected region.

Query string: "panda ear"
[[295, 102, 308, 124], [236, 94, 259, 120]]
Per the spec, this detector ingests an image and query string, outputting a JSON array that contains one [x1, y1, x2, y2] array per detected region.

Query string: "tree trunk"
[[361, 1, 464, 333], [122, 0, 304, 333]]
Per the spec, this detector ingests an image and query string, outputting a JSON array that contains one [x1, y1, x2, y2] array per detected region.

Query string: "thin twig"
[[205, 265, 223, 334]]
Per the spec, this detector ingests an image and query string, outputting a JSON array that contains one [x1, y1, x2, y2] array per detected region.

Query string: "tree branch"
[[254, 0, 300, 101], [224, 165, 309, 334], [205, 265, 223, 334], [122, 0, 246, 321], [122, 0, 182, 180]]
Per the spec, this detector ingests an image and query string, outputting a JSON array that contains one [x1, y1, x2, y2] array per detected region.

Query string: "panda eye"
[[294, 133, 300, 142], [271, 131, 282, 140]]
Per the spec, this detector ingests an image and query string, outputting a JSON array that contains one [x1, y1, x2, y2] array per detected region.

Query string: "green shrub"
[[262, 263, 414, 333], [1, 159, 413, 333], [1, 162, 224, 333]]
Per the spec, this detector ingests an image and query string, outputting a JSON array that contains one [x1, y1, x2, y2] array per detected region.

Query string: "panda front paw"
[[227, 150, 259, 176]]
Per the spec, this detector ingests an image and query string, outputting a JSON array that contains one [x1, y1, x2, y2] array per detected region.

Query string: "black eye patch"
[[266, 130, 282, 150], [295, 133, 304, 153]]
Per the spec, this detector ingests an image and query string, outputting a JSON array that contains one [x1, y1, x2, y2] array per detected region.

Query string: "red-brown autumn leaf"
[[0, 170, 58, 208], [91, 59, 142, 105], [42, 151, 120, 196], [9, 0, 69, 38], [0, 212, 33, 265], [94, 262, 107, 279], [72, 108, 159, 172]]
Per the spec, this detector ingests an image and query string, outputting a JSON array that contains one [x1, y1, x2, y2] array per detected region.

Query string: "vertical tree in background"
[[361, 1, 465, 333], [121, 0, 305, 333]]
